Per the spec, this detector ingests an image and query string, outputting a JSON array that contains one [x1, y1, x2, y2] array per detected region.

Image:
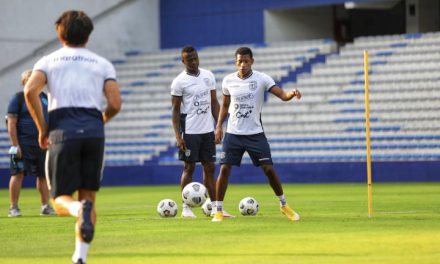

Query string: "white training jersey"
[[222, 70, 276, 135], [33, 47, 116, 112], [171, 68, 216, 134]]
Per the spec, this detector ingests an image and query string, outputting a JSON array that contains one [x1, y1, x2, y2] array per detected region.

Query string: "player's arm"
[[6, 115, 21, 158], [171, 96, 186, 151], [210, 90, 220, 124], [270, 85, 301, 101], [103, 80, 122, 123], [24, 70, 48, 149], [215, 94, 230, 144]]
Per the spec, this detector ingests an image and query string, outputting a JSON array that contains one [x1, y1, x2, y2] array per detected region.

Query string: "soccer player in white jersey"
[[24, 11, 121, 264], [212, 47, 302, 222], [171, 45, 233, 218]]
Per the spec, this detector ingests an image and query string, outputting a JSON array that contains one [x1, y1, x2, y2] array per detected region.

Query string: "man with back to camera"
[[212, 46, 302, 222], [171, 45, 233, 218], [25, 10, 121, 264], [6, 69, 55, 217]]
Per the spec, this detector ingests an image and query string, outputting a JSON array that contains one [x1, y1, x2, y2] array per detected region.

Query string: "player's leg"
[[8, 149, 25, 217], [53, 195, 81, 216], [181, 161, 195, 192], [244, 133, 283, 196], [199, 132, 220, 216], [215, 164, 232, 204], [204, 161, 235, 218], [77, 191, 96, 222], [47, 140, 82, 217], [181, 161, 197, 218], [179, 133, 202, 218], [36, 176, 50, 204], [244, 133, 282, 196], [8, 172, 24, 217], [71, 190, 96, 264], [77, 190, 96, 237], [70, 138, 104, 264], [31, 147, 55, 215], [260, 164, 283, 196], [212, 164, 233, 222], [36, 176, 56, 215], [212, 133, 244, 222], [201, 160, 216, 216], [202, 159, 235, 218], [201, 160, 215, 201], [50, 194, 93, 255], [246, 133, 300, 221], [260, 164, 300, 221]]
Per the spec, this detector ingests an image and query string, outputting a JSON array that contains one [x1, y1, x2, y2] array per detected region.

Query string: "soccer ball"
[[239, 197, 259, 216], [182, 182, 208, 207], [201, 198, 213, 216], [157, 199, 178, 218]]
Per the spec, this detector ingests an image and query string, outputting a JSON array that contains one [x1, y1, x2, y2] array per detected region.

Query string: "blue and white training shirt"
[[222, 70, 276, 135], [171, 68, 217, 134], [33, 47, 116, 142]]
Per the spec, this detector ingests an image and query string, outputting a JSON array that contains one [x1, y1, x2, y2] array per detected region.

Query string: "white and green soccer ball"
[[182, 182, 208, 207], [201, 198, 212, 216], [157, 199, 178, 218], [239, 197, 259, 216]]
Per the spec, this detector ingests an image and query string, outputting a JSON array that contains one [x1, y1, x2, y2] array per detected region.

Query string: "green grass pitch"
[[0, 182, 439, 264]]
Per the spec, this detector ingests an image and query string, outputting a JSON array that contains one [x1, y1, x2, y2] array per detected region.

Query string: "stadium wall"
[[1, 161, 439, 188], [264, 6, 334, 42], [0, 0, 122, 71], [102, 161, 440, 184], [160, 0, 379, 48], [406, 0, 440, 33], [0, 0, 159, 122]]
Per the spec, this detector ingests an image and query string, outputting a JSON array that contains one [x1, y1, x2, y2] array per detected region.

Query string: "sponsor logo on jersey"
[[53, 55, 98, 64], [235, 109, 252, 119], [194, 100, 210, 106], [232, 93, 254, 102], [196, 106, 209, 115], [193, 90, 210, 102]]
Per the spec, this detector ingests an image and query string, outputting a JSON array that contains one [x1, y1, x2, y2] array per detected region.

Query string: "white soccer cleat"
[[181, 207, 196, 218], [8, 207, 21, 217]]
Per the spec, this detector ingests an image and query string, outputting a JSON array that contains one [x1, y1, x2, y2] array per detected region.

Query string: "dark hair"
[[181, 45, 196, 54], [55, 10, 93, 46], [235, 47, 253, 59]]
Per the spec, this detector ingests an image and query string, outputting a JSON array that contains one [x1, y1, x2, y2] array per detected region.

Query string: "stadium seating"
[[105, 39, 337, 166], [1, 33, 440, 168], [272, 32, 440, 163]]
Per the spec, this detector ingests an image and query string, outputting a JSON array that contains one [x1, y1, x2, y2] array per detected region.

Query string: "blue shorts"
[[178, 132, 216, 163], [220, 132, 273, 167], [10, 145, 46, 178]]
